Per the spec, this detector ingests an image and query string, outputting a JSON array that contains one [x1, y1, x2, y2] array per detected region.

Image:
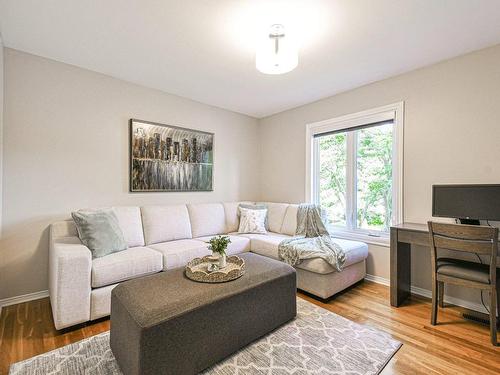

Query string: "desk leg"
[[390, 228, 411, 307]]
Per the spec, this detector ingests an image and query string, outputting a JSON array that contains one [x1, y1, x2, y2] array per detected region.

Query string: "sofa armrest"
[[49, 235, 92, 330]]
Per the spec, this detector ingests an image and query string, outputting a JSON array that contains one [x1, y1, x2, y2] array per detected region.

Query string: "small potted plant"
[[208, 235, 231, 268]]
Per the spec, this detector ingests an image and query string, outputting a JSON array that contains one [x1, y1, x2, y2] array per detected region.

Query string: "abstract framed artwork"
[[130, 119, 214, 192]]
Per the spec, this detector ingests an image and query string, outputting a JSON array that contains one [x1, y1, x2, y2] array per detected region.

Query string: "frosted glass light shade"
[[256, 25, 298, 75]]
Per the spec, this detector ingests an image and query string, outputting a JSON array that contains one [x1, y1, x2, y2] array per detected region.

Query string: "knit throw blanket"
[[278, 204, 346, 272]]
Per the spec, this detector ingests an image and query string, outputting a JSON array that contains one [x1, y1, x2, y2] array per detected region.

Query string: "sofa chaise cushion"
[[91, 247, 163, 288], [187, 203, 226, 238], [194, 235, 251, 255], [246, 233, 368, 275], [148, 239, 212, 270], [141, 205, 192, 245]]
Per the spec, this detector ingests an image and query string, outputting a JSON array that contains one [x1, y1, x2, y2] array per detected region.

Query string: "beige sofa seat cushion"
[[259, 202, 289, 233], [112, 206, 145, 247], [246, 233, 292, 260], [249, 235, 368, 275], [148, 240, 211, 270], [280, 204, 299, 236], [194, 235, 251, 255], [188, 203, 226, 238], [141, 205, 192, 245], [91, 247, 163, 288]]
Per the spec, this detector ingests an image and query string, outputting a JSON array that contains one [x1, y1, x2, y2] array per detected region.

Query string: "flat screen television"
[[432, 184, 500, 222]]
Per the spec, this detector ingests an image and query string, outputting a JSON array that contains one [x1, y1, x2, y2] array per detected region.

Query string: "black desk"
[[390, 222, 500, 307]]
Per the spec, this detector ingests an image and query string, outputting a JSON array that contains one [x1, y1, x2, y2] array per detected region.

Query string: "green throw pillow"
[[72, 209, 128, 258]]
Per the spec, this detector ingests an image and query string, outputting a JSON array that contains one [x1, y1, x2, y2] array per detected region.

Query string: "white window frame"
[[305, 102, 404, 246]]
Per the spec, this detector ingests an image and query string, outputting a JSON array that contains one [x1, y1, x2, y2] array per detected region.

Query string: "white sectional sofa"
[[49, 202, 368, 330]]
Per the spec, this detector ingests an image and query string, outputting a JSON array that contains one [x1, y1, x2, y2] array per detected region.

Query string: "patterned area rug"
[[9, 298, 401, 375]]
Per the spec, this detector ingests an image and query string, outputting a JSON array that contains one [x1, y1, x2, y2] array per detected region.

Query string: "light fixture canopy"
[[256, 24, 298, 75]]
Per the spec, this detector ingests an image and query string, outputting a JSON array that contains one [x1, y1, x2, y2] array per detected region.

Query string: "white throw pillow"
[[238, 207, 267, 234]]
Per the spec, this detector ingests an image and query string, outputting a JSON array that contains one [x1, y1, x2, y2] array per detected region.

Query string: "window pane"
[[356, 123, 393, 232], [318, 133, 347, 227]]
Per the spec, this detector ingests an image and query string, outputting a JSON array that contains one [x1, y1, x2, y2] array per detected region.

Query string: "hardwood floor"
[[0, 281, 499, 374]]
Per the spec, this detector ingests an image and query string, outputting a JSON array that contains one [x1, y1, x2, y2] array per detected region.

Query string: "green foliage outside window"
[[318, 123, 393, 232]]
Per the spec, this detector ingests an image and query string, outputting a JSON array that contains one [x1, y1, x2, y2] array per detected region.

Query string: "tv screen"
[[432, 184, 500, 221]]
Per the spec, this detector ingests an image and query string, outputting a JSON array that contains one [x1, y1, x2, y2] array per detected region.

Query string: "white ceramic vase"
[[218, 253, 227, 268]]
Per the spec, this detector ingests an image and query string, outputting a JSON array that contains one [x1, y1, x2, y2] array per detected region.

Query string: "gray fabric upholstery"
[[437, 257, 498, 284], [110, 253, 296, 375], [72, 209, 128, 258]]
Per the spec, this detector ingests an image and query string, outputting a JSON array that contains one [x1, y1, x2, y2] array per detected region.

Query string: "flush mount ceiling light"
[[256, 24, 298, 75]]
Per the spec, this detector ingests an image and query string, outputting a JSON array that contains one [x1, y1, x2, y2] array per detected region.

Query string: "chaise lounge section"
[[49, 202, 368, 329]]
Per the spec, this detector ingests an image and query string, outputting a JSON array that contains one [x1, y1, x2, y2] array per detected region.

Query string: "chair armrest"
[[49, 236, 92, 330]]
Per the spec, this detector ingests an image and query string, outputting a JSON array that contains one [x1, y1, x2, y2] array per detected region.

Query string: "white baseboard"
[[365, 274, 490, 315], [364, 274, 390, 286], [0, 290, 49, 312]]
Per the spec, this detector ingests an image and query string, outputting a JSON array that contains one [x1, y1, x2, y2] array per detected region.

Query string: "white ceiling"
[[1, 0, 500, 118]]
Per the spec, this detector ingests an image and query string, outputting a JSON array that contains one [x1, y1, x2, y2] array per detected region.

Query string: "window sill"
[[328, 230, 390, 248]]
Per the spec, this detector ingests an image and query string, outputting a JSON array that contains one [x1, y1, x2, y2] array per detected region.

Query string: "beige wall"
[[3, 43, 500, 309], [0, 39, 4, 236], [0, 48, 260, 300], [259, 44, 500, 309]]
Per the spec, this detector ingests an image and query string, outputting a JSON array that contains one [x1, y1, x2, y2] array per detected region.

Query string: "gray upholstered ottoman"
[[110, 252, 296, 375]]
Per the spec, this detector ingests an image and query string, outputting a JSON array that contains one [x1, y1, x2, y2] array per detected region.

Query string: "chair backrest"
[[427, 221, 498, 285]]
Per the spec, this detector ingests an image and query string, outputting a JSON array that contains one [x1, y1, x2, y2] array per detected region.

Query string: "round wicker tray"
[[185, 255, 245, 283]]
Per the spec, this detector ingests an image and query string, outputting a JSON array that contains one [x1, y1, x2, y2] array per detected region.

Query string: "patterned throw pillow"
[[238, 203, 269, 230], [238, 207, 268, 234]]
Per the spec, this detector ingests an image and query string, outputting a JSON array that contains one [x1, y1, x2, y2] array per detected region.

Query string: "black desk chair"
[[428, 221, 499, 345]]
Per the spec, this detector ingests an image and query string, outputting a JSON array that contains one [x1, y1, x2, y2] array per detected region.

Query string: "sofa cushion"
[[249, 235, 368, 275], [91, 247, 162, 288], [148, 240, 211, 270], [141, 205, 192, 245], [259, 202, 289, 233], [223, 202, 252, 233], [112, 206, 145, 247], [281, 204, 299, 236], [187, 203, 226, 238], [244, 233, 291, 260], [194, 235, 251, 255]]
